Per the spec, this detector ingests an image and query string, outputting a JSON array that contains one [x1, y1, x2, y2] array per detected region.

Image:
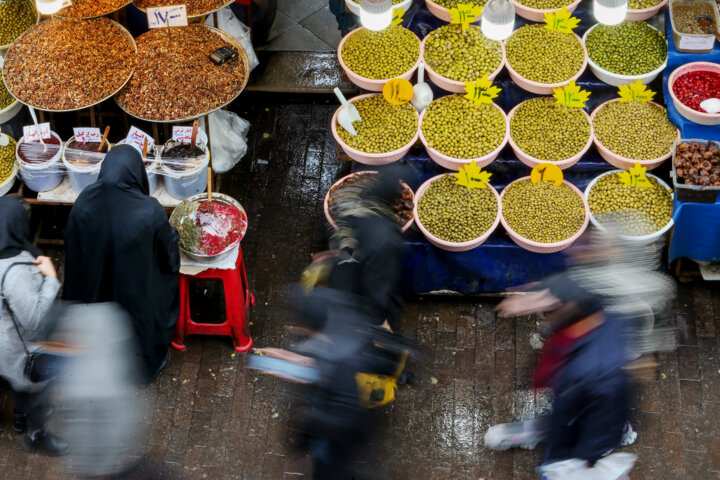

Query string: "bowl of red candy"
[[668, 61, 720, 126], [169, 193, 248, 263]]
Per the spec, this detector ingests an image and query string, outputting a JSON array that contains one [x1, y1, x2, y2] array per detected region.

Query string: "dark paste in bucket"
[[65, 140, 108, 166], [18, 136, 61, 164], [162, 144, 206, 172]]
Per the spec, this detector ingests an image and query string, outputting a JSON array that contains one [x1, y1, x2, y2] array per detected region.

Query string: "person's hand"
[[34, 256, 57, 278]]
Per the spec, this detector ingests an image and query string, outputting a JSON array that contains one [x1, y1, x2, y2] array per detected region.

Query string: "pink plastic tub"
[[667, 62, 720, 126], [413, 174, 502, 251], [508, 0, 582, 22], [424, 0, 454, 22], [500, 177, 590, 253], [625, 0, 668, 21]]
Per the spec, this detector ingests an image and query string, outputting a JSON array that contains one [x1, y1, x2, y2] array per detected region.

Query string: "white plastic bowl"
[[345, 0, 413, 16]]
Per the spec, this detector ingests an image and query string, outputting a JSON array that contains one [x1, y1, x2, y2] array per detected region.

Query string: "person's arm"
[[156, 216, 180, 274], [4, 262, 60, 340]]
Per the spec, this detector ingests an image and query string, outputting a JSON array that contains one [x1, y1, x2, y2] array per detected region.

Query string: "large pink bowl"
[[508, 0, 582, 22], [507, 99, 593, 170], [625, 0, 668, 21], [667, 62, 720, 126], [500, 177, 590, 253], [413, 174, 502, 251], [323, 171, 415, 232], [338, 27, 421, 92], [591, 99, 680, 170], [418, 100, 509, 170], [505, 29, 587, 95], [331, 93, 420, 165], [424, 0, 455, 22], [420, 29, 506, 93]]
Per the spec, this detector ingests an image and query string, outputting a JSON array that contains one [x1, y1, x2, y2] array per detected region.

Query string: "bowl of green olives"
[[500, 177, 590, 253], [583, 22, 668, 87], [338, 26, 421, 92], [509, 0, 582, 22], [331, 93, 420, 165], [585, 170, 674, 243], [345, 0, 412, 17], [424, 0, 486, 22], [414, 173, 502, 251], [508, 97, 593, 170], [0, 58, 23, 124], [0, 0, 40, 56], [591, 99, 680, 170], [421, 25, 505, 93], [0, 135, 18, 197], [626, 0, 669, 21], [418, 95, 509, 170]]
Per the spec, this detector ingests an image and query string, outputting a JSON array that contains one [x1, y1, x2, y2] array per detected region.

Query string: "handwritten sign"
[[383, 78, 414, 106], [530, 163, 563, 185], [618, 163, 651, 188], [23, 123, 51, 142], [172, 126, 208, 144], [543, 7, 580, 34], [147, 5, 188, 29], [391, 6, 405, 27], [449, 3, 483, 30], [553, 80, 590, 108], [125, 126, 155, 153], [464, 74, 501, 105], [454, 160, 491, 189], [618, 79, 655, 103], [73, 127, 103, 143]]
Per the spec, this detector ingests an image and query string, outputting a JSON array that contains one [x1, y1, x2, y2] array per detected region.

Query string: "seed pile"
[[629, 0, 662, 8], [58, 0, 129, 18], [503, 180, 586, 243], [337, 95, 417, 153], [432, 0, 487, 7], [0, 0, 35, 46], [134, 0, 228, 16], [585, 21, 667, 75], [116, 25, 247, 121], [0, 136, 17, 184], [672, 70, 720, 112], [506, 25, 585, 84], [424, 25, 502, 82], [672, 1, 717, 33], [675, 141, 720, 186], [588, 173, 673, 236], [516, 0, 572, 9], [1, 77, 14, 110], [422, 95, 506, 159], [341, 27, 420, 80], [3, 18, 135, 111], [510, 97, 590, 161], [418, 174, 498, 242]]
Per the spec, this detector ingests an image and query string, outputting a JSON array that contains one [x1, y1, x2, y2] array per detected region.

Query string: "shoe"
[[24, 431, 70, 457], [484, 419, 549, 451], [13, 410, 27, 434], [620, 421, 637, 447]]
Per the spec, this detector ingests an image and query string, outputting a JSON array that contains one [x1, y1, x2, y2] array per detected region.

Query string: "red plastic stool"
[[172, 245, 254, 352]]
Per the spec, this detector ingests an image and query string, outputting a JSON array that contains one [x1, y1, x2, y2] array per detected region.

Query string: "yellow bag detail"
[[355, 350, 408, 408]]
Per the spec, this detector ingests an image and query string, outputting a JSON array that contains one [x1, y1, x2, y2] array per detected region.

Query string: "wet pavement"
[[1, 94, 720, 479]]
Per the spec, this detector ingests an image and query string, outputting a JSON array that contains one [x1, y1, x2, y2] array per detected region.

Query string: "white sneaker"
[[620, 421, 637, 447], [484, 419, 548, 451]]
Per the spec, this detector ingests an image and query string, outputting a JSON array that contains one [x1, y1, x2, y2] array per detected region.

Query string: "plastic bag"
[[538, 453, 637, 480], [205, 6, 259, 72], [207, 109, 250, 174]]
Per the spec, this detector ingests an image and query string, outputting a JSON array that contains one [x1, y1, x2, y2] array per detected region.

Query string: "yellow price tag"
[[618, 79, 656, 103], [618, 162, 652, 188], [391, 7, 405, 27], [383, 78, 414, 105], [553, 80, 590, 108], [463, 74, 501, 105], [543, 6, 580, 34], [530, 163, 564, 185], [449, 3, 483, 30], [454, 160, 492, 189]]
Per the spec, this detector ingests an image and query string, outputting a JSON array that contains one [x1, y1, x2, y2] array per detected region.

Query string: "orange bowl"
[[667, 62, 720, 126], [508, 0, 582, 22]]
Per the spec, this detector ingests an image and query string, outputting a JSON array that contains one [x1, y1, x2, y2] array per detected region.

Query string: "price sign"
[[618, 79, 655, 103], [464, 74, 501, 105], [618, 162, 652, 188], [453, 160, 491, 189], [391, 7, 405, 27], [553, 80, 590, 108], [172, 126, 208, 144], [449, 3, 483, 30], [383, 78, 414, 106], [73, 127, 103, 143], [125, 126, 155, 153], [530, 163, 563, 185], [147, 5, 188, 29], [23, 123, 51, 142], [543, 6, 580, 34]]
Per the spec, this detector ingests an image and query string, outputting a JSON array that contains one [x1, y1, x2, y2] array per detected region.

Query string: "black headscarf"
[[63, 145, 180, 384], [0, 197, 41, 259]]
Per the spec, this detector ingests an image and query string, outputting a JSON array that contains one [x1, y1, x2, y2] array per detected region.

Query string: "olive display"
[[629, 0, 662, 9], [432, 0, 487, 7], [0, 78, 14, 110], [516, 0, 573, 9], [503, 180, 586, 243], [341, 26, 420, 80], [593, 101, 677, 160], [506, 25, 585, 84], [418, 174, 498, 242], [0, 136, 17, 184], [588, 173, 673, 236], [352, 0, 404, 3], [424, 25, 502, 83], [510, 97, 591, 161], [422, 95, 506, 159], [0, 0, 35, 46], [337, 95, 418, 153], [585, 21, 667, 76]]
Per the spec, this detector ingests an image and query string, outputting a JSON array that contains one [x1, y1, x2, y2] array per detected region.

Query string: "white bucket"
[[16, 132, 64, 193], [63, 136, 106, 194], [160, 142, 209, 200]]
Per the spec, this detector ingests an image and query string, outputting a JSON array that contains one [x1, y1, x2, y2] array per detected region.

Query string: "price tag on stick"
[[618, 79, 655, 103], [73, 127, 102, 143], [147, 4, 188, 28], [391, 7, 405, 27], [383, 78, 414, 106], [172, 125, 208, 144], [125, 126, 155, 154], [454, 160, 491, 189], [464, 74, 501, 105], [23, 123, 51, 143], [618, 162, 652, 188], [543, 6, 580, 34], [449, 3, 483, 30], [530, 163, 564, 185], [553, 80, 590, 108]]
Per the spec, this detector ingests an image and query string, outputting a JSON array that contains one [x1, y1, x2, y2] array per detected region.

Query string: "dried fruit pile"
[[672, 70, 720, 113], [134, 0, 229, 16], [116, 25, 247, 121], [58, 0, 129, 18], [675, 141, 720, 186], [3, 18, 134, 111], [171, 200, 247, 256]]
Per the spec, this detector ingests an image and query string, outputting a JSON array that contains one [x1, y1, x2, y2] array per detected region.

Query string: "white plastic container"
[[160, 142, 209, 200], [63, 136, 106, 194], [669, 0, 720, 53], [16, 132, 64, 193], [345, 0, 413, 16]]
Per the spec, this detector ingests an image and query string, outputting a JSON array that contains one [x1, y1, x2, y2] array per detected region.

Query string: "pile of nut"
[[116, 25, 247, 121], [58, 0, 129, 18], [506, 25, 585, 84], [341, 26, 420, 80], [134, 0, 228, 16], [3, 18, 134, 111], [336, 95, 417, 153], [675, 141, 720, 186], [423, 25, 502, 83]]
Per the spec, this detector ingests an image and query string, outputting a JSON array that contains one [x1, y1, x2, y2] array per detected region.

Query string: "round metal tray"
[[132, 0, 234, 19], [114, 25, 249, 123], [2, 18, 137, 113], [56, 0, 133, 19]]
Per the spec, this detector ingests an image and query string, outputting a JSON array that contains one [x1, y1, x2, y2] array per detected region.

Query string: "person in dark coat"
[[63, 145, 180, 386]]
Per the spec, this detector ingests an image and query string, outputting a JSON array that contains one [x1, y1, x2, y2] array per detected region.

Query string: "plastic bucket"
[[16, 132, 64, 192], [160, 142, 209, 200], [63, 136, 105, 194]]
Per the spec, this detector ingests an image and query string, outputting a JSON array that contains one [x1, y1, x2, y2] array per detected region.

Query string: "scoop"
[[411, 63, 434, 112], [695, 14, 720, 41], [333, 88, 362, 136]]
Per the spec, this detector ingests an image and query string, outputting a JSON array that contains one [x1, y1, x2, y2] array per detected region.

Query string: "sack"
[[207, 109, 251, 173]]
